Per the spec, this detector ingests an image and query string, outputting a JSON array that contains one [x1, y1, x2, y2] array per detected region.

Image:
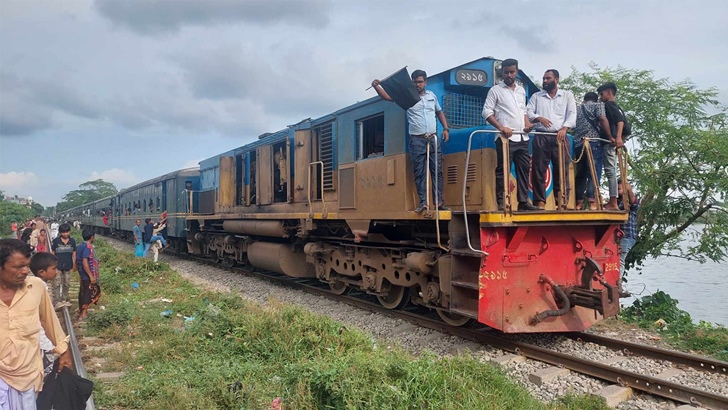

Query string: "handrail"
[[307, 161, 327, 218], [61, 306, 96, 410], [425, 135, 449, 251]]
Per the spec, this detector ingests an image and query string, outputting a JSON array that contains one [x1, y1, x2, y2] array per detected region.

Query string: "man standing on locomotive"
[[527, 69, 577, 210], [482, 58, 538, 211], [371, 70, 451, 213]]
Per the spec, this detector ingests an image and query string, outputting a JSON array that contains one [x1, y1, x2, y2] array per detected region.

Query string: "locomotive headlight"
[[493, 60, 502, 84]]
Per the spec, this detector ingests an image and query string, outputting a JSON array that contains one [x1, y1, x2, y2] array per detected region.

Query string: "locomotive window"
[[357, 114, 385, 160]]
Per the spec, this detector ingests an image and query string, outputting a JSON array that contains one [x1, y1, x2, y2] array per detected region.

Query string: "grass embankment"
[[621, 291, 728, 361], [83, 238, 608, 410]]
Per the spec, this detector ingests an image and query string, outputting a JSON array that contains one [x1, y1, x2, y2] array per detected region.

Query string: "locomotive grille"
[[446, 163, 477, 184], [447, 165, 458, 184], [443, 93, 488, 129], [316, 122, 335, 191]]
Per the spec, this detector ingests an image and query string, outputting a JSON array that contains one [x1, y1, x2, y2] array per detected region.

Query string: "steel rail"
[[565, 331, 728, 375], [123, 239, 728, 409], [61, 306, 96, 410]]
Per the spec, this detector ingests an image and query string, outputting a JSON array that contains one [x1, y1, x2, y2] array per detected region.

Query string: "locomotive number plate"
[[455, 69, 488, 86]]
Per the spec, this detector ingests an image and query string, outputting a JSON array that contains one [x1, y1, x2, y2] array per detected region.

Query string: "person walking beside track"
[[51, 223, 76, 307], [76, 229, 101, 321], [0, 239, 72, 407]]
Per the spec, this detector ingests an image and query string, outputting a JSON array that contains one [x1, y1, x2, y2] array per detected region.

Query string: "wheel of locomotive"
[[437, 310, 475, 327], [377, 284, 410, 309], [329, 281, 350, 295], [223, 257, 236, 268]]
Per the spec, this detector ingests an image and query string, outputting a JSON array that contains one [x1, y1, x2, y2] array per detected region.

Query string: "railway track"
[[177, 251, 728, 410], [99, 234, 726, 409], [60, 305, 96, 410]]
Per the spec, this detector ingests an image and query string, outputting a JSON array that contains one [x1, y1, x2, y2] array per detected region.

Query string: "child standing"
[[29, 252, 70, 378], [51, 223, 77, 307]]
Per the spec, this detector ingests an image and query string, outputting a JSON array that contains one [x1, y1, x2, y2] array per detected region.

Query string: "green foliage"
[[561, 64, 728, 269], [88, 301, 133, 330], [622, 291, 728, 360], [56, 179, 118, 212], [0, 198, 33, 236], [85, 239, 608, 410]]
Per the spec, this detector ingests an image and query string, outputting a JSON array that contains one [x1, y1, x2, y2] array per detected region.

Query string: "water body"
[[622, 230, 727, 325]]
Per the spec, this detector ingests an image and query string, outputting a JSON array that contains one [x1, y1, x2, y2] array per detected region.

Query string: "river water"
[[621, 233, 727, 325]]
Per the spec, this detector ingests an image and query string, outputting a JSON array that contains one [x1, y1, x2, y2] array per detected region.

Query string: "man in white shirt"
[[527, 69, 576, 209], [482, 58, 538, 211]]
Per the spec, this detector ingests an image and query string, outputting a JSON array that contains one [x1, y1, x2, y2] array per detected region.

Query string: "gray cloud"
[[0, 71, 103, 136], [94, 0, 331, 35], [171, 44, 356, 122], [506, 25, 555, 54]]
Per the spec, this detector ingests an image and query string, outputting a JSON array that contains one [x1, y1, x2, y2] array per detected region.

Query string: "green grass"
[[621, 291, 728, 361], [82, 237, 609, 410]]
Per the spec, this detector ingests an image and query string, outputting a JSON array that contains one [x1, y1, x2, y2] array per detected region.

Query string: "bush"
[[88, 302, 133, 330]]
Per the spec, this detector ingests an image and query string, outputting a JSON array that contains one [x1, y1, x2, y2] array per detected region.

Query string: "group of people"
[[133, 218, 169, 261], [11, 216, 60, 254], [372, 60, 640, 291], [371, 58, 632, 213], [1, 226, 100, 407]]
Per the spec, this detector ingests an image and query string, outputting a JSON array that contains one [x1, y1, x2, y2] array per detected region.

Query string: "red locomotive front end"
[[476, 213, 624, 333]]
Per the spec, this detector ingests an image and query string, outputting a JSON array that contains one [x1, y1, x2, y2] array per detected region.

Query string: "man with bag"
[[1, 239, 72, 408], [597, 82, 630, 210]]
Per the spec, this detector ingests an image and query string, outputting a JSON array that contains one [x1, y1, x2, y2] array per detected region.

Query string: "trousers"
[[574, 141, 604, 202], [532, 134, 569, 204], [495, 138, 531, 205], [409, 134, 444, 207]]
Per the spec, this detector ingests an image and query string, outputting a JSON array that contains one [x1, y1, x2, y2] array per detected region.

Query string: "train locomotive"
[[66, 57, 628, 333]]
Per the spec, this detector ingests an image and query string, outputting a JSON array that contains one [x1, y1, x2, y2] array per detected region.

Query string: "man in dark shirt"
[[50, 223, 76, 307], [597, 82, 625, 210], [142, 218, 154, 257]]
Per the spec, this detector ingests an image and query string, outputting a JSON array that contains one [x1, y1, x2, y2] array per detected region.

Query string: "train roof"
[[119, 167, 200, 194]]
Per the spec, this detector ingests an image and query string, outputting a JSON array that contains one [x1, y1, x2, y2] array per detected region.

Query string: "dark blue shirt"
[[76, 242, 92, 281], [51, 237, 76, 271], [143, 223, 153, 243]]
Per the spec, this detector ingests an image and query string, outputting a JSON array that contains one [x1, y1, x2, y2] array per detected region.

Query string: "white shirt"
[[482, 81, 529, 142], [527, 88, 577, 132]]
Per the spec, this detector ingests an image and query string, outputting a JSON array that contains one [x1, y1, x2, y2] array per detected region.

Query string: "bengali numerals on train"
[[480, 270, 508, 280], [604, 262, 619, 273]]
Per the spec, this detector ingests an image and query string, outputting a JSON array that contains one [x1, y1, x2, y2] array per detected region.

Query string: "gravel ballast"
[[104, 238, 726, 410]]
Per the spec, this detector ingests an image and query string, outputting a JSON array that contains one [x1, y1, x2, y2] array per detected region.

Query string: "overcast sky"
[[1, 0, 726, 207]]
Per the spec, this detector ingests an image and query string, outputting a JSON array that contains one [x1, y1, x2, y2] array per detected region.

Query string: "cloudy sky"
[[1, 0, 726, 207]]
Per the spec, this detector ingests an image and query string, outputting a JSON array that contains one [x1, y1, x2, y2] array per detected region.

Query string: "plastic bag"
[[134, 243, 144, 257]]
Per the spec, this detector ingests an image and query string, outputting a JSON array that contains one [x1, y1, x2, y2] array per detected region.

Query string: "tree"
[[0, 193, 34, 236], [56, 179, 119, 212], [561, 64, 728, 271], [30, 202, 44, 216]]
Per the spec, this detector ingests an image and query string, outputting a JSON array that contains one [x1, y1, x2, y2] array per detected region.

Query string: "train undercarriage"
[[186, 213, 622, 333]]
